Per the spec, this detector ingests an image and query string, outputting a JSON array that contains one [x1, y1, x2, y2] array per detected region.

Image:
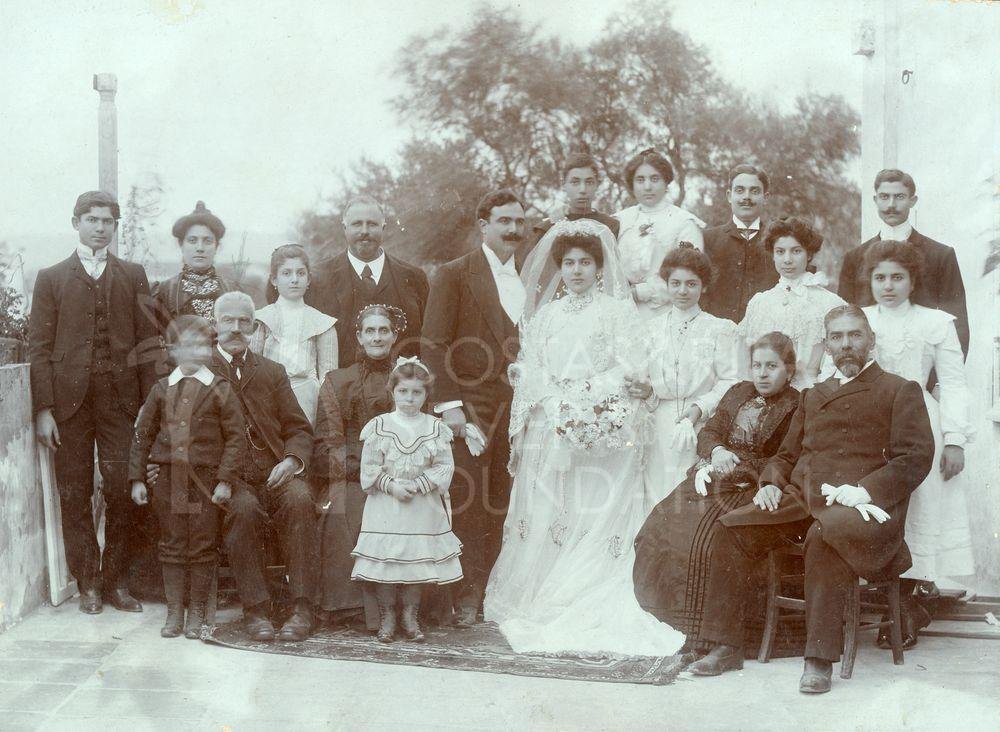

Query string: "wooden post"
[[93, 73, 119, 255]]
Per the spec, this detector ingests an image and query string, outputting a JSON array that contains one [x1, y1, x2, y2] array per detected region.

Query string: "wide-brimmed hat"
[[172, 201, 225, 241]]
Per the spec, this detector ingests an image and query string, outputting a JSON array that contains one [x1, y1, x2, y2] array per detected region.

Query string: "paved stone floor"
[[0, 602, 997, 731]]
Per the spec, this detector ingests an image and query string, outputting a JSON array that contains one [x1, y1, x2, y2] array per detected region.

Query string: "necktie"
[[230, 352, 246, 381], [361, 264, 377, 294], [738, 227, 756, 242]]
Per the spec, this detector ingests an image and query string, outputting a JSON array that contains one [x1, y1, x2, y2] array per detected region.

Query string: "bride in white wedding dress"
[[483, 218, 685, 657]]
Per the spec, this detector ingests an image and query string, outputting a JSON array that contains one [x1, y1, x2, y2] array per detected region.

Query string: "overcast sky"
[[1, 0, 861, 269]]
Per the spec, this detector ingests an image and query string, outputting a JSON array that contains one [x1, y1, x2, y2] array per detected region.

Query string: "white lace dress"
[[643, 306, 739, 509], [864, 303, 976, 580], [351, 411, 463, 585], [483, 290, 685, 657], [614, 201, 705, 318], [739, 273, 845, 390]]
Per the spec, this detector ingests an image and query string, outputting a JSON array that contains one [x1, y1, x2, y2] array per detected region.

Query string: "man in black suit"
[[421, 189, 526, 626], [531, 151, 620, 243], [211, 291, 317, 642], [838, 169, 969, 357], [690, 306, 934, 694], [307, 196, 428, 366], [29, 191, 163, 614], [700, 164, 778, 323]]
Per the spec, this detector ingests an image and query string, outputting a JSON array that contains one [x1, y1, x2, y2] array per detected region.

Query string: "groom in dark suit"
[[307, 196, 428, 366], [422, 189, 526, 625]]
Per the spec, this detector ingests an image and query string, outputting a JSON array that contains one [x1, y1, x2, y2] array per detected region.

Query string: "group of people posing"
[[28, 148, 974, 696]]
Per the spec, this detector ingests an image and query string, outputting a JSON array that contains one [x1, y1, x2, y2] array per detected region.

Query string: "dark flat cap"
[[172, 201, 226, 241]]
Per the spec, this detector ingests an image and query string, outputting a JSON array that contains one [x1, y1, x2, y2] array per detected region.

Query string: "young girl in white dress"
[[863, 240, 975, 646], [249, 244, 338, 424], [631, 244, 738, 510], [614, 148, 705, 318], [351, 358, 463, 644], [739, 216, 844, 390]]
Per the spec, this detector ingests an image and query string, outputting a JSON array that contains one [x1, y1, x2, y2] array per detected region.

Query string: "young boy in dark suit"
[[129, 316, 244, 639], [29, 191, 163, 614]]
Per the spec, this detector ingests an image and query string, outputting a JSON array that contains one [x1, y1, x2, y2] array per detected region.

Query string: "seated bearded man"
[[689, 304, 934, 694]]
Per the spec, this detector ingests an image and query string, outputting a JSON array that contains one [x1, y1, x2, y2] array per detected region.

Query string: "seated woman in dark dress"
[[312, 304, 406, 627], [633, 331, 800, 651]]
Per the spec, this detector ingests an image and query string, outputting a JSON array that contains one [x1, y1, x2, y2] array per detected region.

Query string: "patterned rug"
[[206, 619, 690, 685]]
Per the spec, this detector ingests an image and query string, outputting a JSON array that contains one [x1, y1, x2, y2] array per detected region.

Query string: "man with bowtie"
[[306, 196, 428, 366], [421, 189, 527, 626], [688, 305, 934, 693], [838, 169, 969, 357], [701, 164, 779, 323], [29, 191, 163, 614]]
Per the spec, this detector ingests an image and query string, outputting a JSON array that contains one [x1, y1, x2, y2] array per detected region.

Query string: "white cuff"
[[943, 433, 967, 448], [434, 401, 463, 414]]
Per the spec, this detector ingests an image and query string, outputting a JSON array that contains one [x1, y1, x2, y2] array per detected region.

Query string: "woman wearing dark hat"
[[151, 201, 237, 330]]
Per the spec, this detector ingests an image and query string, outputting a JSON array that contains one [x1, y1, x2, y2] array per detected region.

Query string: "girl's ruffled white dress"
[[614, 201, 705, 318], [484, 290, 685, 657], [249, 298, 338, 424], [351, 411, 463, 585], [864, 302, 976, 580], [643, 306, 738, 509], [739, 272, 845, 390]]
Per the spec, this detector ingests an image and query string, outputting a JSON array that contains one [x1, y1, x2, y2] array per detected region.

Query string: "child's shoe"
[[375, 585, 397, 643], [400, 603, 425, 643]]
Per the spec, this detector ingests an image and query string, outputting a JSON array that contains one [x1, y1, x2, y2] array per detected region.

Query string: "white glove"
[[669, 418, 697, 452], [821, 483, 889, 523], [464, 423, 487, 457], [855, 504, 891, 523], [694, 465, 713, 496]]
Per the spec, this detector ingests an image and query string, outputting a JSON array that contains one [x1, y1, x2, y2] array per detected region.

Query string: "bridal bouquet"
[[552, 378, 633, 453]]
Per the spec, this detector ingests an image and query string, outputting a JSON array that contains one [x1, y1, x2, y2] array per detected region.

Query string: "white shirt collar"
[[347, 249, 385, 283], [833, 359, 875, 385], [76, 242, 109, 262], [168, 364, 215, 386], [216, 344, 244, 363], [878, 220, 913, 242], [732, 215, 761, 231], [481, 243, 518, 274]]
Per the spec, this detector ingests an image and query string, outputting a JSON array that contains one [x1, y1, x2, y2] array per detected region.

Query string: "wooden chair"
[[757, 543, 904, 678]]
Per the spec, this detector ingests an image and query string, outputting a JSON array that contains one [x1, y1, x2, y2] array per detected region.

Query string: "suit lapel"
[[468, 249, 510, 348], [331, 255, 358, 319], [817, 364, 881, 409], [372, 255, 396, 297], [68, 251, 94, 288]]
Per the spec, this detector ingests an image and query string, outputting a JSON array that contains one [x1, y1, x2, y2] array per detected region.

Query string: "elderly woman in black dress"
[[312, 304, 407, 626], [632, 331, 800, 651]]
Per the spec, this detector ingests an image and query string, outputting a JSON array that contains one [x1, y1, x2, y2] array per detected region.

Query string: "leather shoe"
[[689, 644, 744, 676], [78, 589, 103, 615], [244, 612, 276, 642], [799, 657, 833, 694], [105, 587, 143, 613], [453, 606, 478, 628], [278, 603, 314, 642]]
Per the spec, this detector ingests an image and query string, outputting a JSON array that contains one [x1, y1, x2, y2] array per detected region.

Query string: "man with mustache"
[[29, 190, 162, 614], [838, 169, 969, 357], [208, 291, 317, 641], [421, 189, 527, 626], [688, 305, 934, 694], [700, 164, 779, 323], [306, 196, 428, 367]]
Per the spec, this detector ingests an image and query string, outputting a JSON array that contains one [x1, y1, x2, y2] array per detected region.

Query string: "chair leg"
[[840, 581, 861, 679], [757, 550, 781, 664], [887, 579, 905, 666]]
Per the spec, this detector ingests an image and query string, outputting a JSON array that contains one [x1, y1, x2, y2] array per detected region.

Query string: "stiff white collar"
[[168, 364, 215, 386], [833, 359, 875, 385], [216, 344, 246, 363], [481, 243, 517, 274], [347, 249, 385, 283], [76, 242, 109, 263], [732, 215, 761, 231], [878, 221, 913, 242]]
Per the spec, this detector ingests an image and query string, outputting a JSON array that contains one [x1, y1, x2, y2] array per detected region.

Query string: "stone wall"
[[0, 364, 47, 632]]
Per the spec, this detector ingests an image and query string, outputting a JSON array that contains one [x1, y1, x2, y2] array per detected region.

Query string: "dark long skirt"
[[633, 474, 805, 656], [318, 480, 367, 612]]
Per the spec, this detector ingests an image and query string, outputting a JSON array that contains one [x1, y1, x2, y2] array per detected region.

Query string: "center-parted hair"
[[550, 232, 605, 269], [762, 216, 823, 260], [728, 164, 770, 194], [269, 243, 311, 281], [750, 331, 797, 376], [873, 169, 916, 196], [476, 189, 525, 222], [623, 148, 674, 194], [862, 239, 926, 290], [355, 303, 408, 335], [388, 362, 435, 392], [165, 315, 215, 347], [659, 242, 713, 287]]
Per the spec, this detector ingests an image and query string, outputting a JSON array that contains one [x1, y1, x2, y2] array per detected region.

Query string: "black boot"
[[400, 585, 425, 642], [185, 563, 214, 640], [161, 565, 186, 638], [375, 584, 397, 643]]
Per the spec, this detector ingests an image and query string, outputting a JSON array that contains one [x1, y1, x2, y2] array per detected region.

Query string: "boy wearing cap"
[[29, 191, 163, 614]]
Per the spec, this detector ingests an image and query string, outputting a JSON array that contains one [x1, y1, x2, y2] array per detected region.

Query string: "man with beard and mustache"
[[421, 189, 527, 627], [838, 169, 969, 358], [688, 305, 934, 694], [306, 196, 428, 367], [700, 164, 779, 323], [201, 291, 316, 641]]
